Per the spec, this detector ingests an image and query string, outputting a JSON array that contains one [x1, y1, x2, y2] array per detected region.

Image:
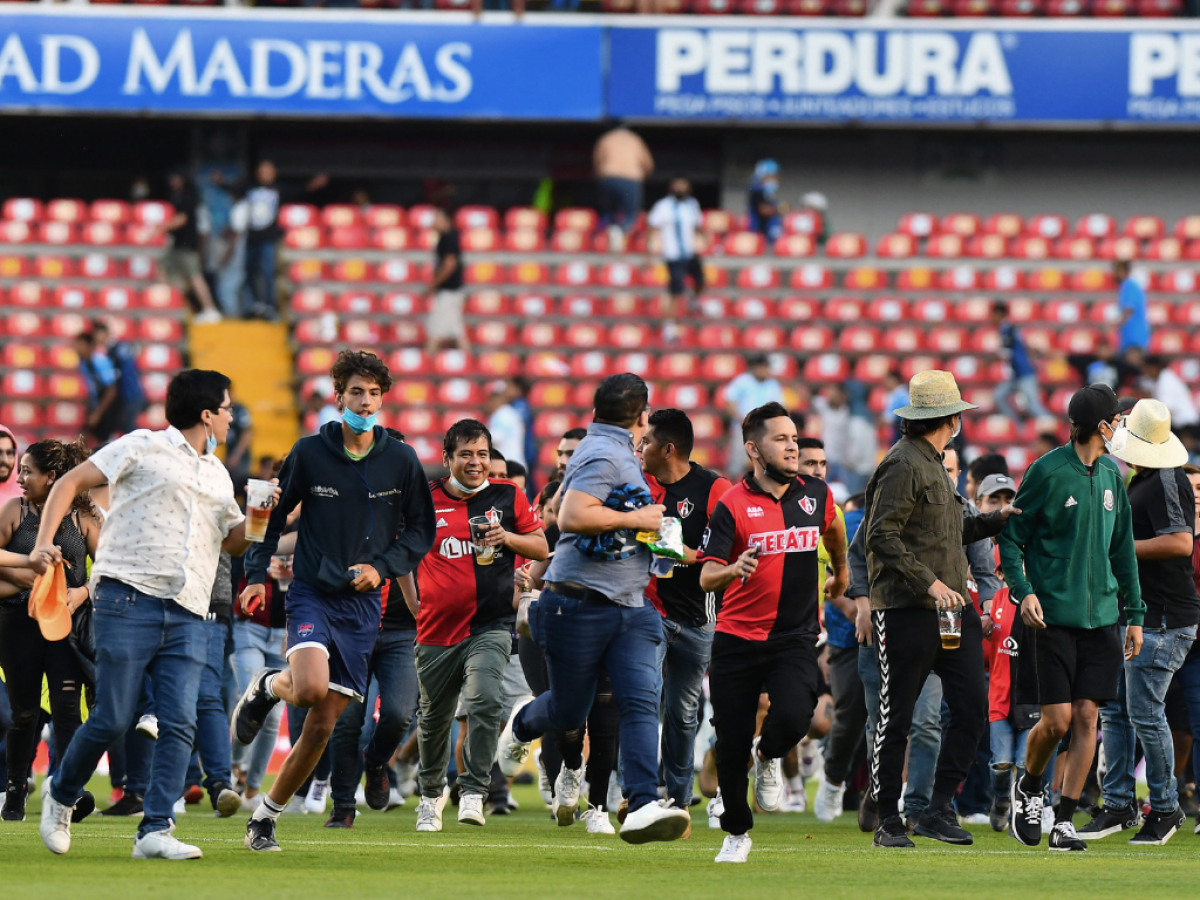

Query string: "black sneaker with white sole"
[[101, 792, 144, 817], [1010, 778, 1044, 847], [232, 668, 281, 747], [873, 815, 915, 848], [913, 803, 974, 845], [245, 816, 282, 851], [1077, 804, 1140, 840], [1128, 806, 1185, 846], [1048, 820, 1087, 852], [324, 808, 356, 829]]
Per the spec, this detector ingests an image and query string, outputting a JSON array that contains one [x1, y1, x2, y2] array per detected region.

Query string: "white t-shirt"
[[725, 373, 783, 420], [1156, 369, 1199, 428], [647, 195, 702, 262], [488, 404, 527, 467]]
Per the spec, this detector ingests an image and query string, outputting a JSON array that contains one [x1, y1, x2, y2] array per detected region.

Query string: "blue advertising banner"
[[607, 22, 1200, 125], [0, 9, 603, 119]]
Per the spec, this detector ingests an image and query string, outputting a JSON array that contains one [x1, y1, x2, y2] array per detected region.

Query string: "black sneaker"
[[873, 814, 916, 848], [913, 803, 973, 845], [858, 794, 879, 833], [1010, 778, 1044, 847], [2, 783, 28, 821], [1128, 806, 1185, 846], [101, 791, 144, 817], [1048, 820, 1087, 852], [232, 668, 281, 746], [324, 808, 356, 829], [989, 796, 1011, 833], [245, 816, 282, 852], [364, 763, 390, 811], [71, 790, 96, 823], [1077, 804, 1140, 840]]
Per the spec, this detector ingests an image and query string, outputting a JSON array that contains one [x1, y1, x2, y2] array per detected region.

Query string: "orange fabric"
[[29, 561, 71, 641]]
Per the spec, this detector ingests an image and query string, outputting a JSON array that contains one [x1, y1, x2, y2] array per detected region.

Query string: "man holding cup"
[[411, 419, 547, 832], [863, 371, 1017, 849], [231, 350, 436, 852]]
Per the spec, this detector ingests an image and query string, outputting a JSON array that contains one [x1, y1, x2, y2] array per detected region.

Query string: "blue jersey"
[[1118, 278, 1149, 351]]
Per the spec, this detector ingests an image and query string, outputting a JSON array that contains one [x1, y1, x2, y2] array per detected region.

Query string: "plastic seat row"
[[0, 220, 166, 248], [0, 396, 169, 437], [1, 341, 182, 373], [875, 232, 1200, 263], [0, 253, 159, 281], [2, 198, 174, 226], [1, 283, 185, 312], [0, 311, 184, 342], [896, 211, 1196, 242]]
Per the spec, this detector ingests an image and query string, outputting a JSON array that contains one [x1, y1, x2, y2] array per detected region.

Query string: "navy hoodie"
[[245, 423, 436, 595]]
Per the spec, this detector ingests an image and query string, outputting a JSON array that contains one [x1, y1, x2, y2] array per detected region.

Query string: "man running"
[[640, 408, 731, 812], [1000, 383, 1142, 852], [697, 402, 848, 863], [413, 419, 546, 832], [232, 350, 436, 852]]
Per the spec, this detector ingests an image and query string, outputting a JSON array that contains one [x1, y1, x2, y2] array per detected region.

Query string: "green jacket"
[[998, 445, 1144, 628]]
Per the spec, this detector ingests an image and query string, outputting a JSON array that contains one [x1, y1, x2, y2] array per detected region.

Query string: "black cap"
[[1067, 383, 1137, 432]]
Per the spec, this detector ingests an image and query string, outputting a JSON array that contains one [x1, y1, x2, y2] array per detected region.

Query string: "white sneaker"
[[1042, 805, 1056, 835], [496, 695, 534, 777], [305, 778, 330, 814], [707, 791, 724, 829], [173, 797, 187, 815], [552, 764, 584, 827], [193, 310, 223, 325], [814, 777, 846, 823], [458, 792, 486, 826], [963, 812, 992, 826], [752, 738, 783, 812], [784, 777, 807, 813], [619, 799, 691, 844], [607, 772, 624, 813], [386, 788, 405, 811], [135, 715, 159, 741], [132, 830, 203, 860], [39, 777, 73, 855], [241, 793, 264, 813], [395, 760, 418, 798], [714, 833, 753, 863], [533, 749, 553, 805], [798, 739, 823, 780], [415, 788, 449, 832], [354, 784, 367, 808], [584, 806, 616, 834], [283, 795, 308, 815]]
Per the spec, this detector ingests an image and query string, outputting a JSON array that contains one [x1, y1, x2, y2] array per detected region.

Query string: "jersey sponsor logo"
[[436, 508, 456, 514], [798, 495, 817, 516], [1104, 489, 1114, 511], [700, 525, 711, 551], [311, 485, 339, 498], [439, 536, 473, 559], [678, 497, 694, 519], [747, 506, 765, 518], [1001, 635, 1019, 657], [748, 526, 820, 555], [436, 517, 449, 528], [297, 623, 315, 638]]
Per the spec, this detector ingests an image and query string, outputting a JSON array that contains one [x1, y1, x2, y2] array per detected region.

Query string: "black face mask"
[[754, 445, 795, 487]]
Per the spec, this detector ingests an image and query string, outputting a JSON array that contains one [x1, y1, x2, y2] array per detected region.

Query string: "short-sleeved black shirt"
[[1128, 466, 1199, 629], [435, 228, 464, 291], [169, 183, 200, 251]]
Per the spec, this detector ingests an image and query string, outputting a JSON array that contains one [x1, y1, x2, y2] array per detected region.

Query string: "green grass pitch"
[[3, 781, 1197, 900]]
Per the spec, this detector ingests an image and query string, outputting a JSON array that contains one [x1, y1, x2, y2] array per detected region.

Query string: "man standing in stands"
[[647, 178, 704, 345], [697, 402, 847, 863], [593, 126, 654, 252], [1000, 383, 1142, 852], [724, 355, 783, 478], [991, 301, 1049, 422], [424, 208, 468, 355], [231, 350, 435, 852], [162, 170, 222, 324], [639, 409, 731, 815], [1114, 259, 1149, 354], [864, 371, 1015, 849]]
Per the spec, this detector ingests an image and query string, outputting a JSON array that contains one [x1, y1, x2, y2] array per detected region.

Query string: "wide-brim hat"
[[893, 370, 978, 420], [1112, 399, 1188, 469]]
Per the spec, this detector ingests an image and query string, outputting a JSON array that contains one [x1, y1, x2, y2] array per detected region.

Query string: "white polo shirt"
[[90, 427, 244, 617]]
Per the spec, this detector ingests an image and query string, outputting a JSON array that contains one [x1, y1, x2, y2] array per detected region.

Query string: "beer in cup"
[[244, 479, 275, 543]]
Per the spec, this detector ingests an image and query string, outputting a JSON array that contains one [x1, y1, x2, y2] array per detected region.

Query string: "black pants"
[[710, 632, 819, 836], [0, 606, 84, 787], [868, 606, 987, 818], [824, 643, 867, 786], [518, 632, 619, 809]]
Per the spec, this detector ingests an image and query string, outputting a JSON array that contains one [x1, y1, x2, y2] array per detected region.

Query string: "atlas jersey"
[[416, 478, 541, 647], [645, 464, 732, 627], [698, 474, 835, 642]]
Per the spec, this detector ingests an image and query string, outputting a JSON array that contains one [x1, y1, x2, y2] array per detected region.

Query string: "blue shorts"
[[285, 579, 381, 702]]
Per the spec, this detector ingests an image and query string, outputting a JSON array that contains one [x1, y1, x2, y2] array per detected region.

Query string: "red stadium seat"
[[613, 352, 656, 379], [1123, 215, 1165, 241], [504, 208, 546, 232], [938, 266, 981, 291], [693, 0, 736, 12], [34, 256, 76, 279], [461, 228, 500, 252], [837, 327, 881, 353], [853, 355, 892, 383], [0, 221, 32, 243], [661, 383, 710, 410], [898, 213, 938, 239], [882, 327, 924, 353], [1026, 269, 1067, 292], [286, 259, 325, 284], [694, 294, 729, 320], [49, 372, 86, 402], [947, 356, 988, 386], [341, 319, 384, 344], [510, 293, 551, 317], [965, 235, 1009, 259], [142, 284, 184, 310], [899, 355, 942, 381], [723, 232, 765, 257], [1012, 236, 1051, 260], [125, 224, 167, 248], [907, 0, 949, 15], [46, 402, 86, 431], [476, 351, 520, 378], [658, 352, 700, 380], [1053, 236, 1095, 261], [803, 354, 850, 383], [790, 326, 835, 353], [434, 378, 481, 407], [1156, 270, 1198, 293], [7, 312, 46, 339], [1027, 215, 1068, 239], [1075, 214, 1116, 239], [982, 266, 1026, 291], [940, 213, 981, 238], [1044, 298, 1084, 324], [473, 321, 518, 347], [789, 264, 833, 289], [279, 204, 318, 229], [429, 350, 472, 377], [0, 401, 43, 430], [37, 222, 78, 246], [2, 343, 44, 369], [782, 210, 823, 237], [0, 256, 30, 279], [1059, 328, 1100, 355], [1143, 237, 1182, 261], [1097, 236, 1140, 261], [569, 351, 613, 380], [830, 0, 868, 11], [825, 296, 865, 321], [554, 262, 595, 287], [1138, 0, 1183, 14], [742, 325, 785, 351], [383, 348, 429, 377], [865, 296, 910, 322], [45, 199, 87, 224], [895, 267, 936, 292], [927, 234, 964, 259], [564, 322, 607, 349], [733, 296, 777, 320], [81, 221, 123, 246], [1092, 0, 1131, 15], [9, 281, 46, 308], [134, 201, 174, 227], [520, 322, 563, 349], [951, 0, 996, 14], [605, 323, 650, 351], [456, 206, 499, 232], [53, 286, 92, 309], [825, 232, 866, 258], [915, 297, 953, 322], [876, 233, 916, 259], [334, 290, 375, 316], [3, 198, 43, 222], [462, 262, 503, 285], [554, 208, 598, 232], [983, 213, 1025, 237], [999, 0, 1042, 15], [370, 227, 409, 252], [328, 226, 369, 250], [550, 230, 591, 254], [467, 289, 512, 316], [562, 294, 599, 318], [321, 205, 363, 229], [735, 264, 780, 290], [845, 267, 888, 290], [700, 353, 744, 383], [1149, 330, 1191, 355], [363, 205, 406, 229], [696, 324, 739, 351], [778, 296, 820, 322], [139, 317, 184, 342], [506, 229, 546, 252], [1173, 215, 1200, 241], [1, 370, 44, 398]]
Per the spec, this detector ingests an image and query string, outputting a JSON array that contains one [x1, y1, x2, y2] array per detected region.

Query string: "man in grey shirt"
[[497, 374, 691, 844]]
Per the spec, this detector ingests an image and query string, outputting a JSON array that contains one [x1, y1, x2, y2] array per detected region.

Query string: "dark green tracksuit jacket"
[[998, 444, 1144, 629]]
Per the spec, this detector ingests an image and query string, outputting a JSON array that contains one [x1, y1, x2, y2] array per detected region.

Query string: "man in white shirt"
[[30, 369, 275, 861], [485, 380, 527, 468], [1144, 355, 1199, 429], [647, 178, 704, 344], [724, 355, 784, 477]]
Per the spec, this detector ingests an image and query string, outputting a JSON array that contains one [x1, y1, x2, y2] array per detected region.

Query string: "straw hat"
[[893, 371, 978, 420], [1112, 399, 1188, 469]]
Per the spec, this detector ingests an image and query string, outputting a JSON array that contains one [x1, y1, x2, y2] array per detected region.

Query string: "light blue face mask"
[[343, 408, 378, 435], [204, 423, 218, 455]]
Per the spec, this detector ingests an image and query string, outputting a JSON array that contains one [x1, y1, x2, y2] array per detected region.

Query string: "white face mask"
[[1102, 421, 1128, 455]]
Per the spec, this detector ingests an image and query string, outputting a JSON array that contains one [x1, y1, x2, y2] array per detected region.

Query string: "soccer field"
[[3, 783, 1196, 900]]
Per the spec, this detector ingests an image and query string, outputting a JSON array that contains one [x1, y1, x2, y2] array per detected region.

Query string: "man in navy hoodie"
[[231, 350, 436, 852]]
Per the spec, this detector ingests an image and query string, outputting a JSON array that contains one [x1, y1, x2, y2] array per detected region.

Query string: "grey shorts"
[[456, 650, 529, 720], [160, 248, 202, 288], [426, 289, 466, 341]]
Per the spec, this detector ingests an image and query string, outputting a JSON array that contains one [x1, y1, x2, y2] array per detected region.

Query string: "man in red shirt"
[[413, 420, 547, 832], [698, 402, 848, 863]]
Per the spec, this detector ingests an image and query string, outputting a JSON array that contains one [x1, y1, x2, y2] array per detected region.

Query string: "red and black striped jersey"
[[645, 464, 733, 627], [416, 478, 541, 647], [698, 474, 835, 642]]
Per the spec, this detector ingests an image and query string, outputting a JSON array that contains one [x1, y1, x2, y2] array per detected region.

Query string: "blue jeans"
[[231, 620, 288, 790], [244, 240, 277, 313], [1101, 623, 1197, 812], [858, 643, 942, 818], [1174, 645, 1200, 785], [51, 581, 206, 838], [656, 617, 714, 808], [193, 618, 233, 790], [597, 177, 642, 236], [515, 590, 663, 812], [994, 374, 1049, 420], [331, 628, 419, 810]]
